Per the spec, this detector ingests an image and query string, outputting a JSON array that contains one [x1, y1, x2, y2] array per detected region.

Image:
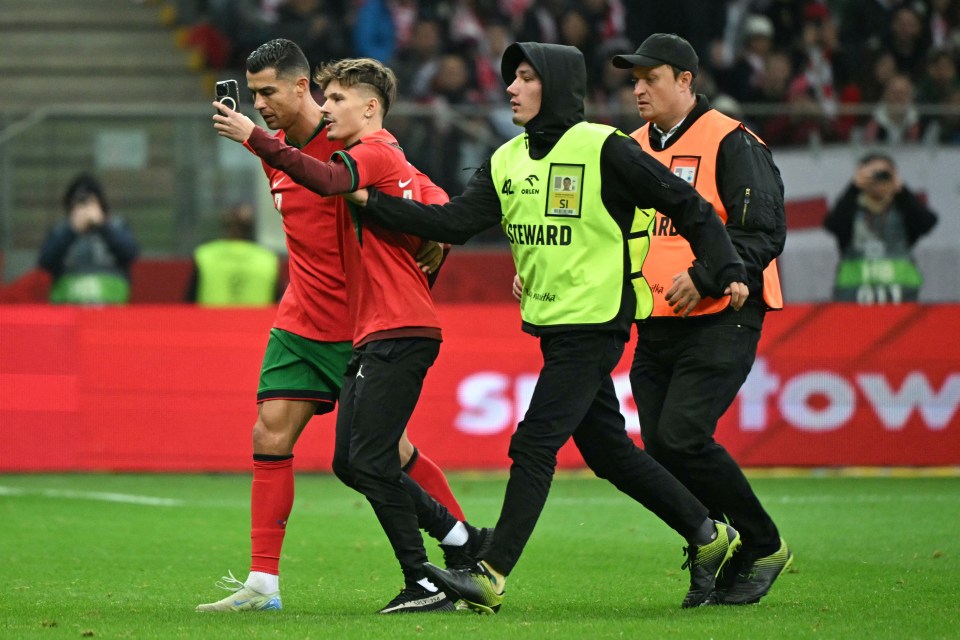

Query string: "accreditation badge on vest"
[[546, 164, 584, 218], [669, 156, 700, 186]]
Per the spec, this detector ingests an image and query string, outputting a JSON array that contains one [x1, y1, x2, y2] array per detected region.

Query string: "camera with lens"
[[215, 79, 240, 112], [871, 169, 894, 182]]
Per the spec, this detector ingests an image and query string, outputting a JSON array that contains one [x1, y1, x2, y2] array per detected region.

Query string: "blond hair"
[[314, 58, 397, 117]]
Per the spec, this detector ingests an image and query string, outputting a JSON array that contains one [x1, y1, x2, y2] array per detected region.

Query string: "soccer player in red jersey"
[[197, 40, 482, 614]]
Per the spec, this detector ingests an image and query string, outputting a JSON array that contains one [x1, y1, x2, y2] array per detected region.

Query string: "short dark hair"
[[858, 152, 896, 168], [670, 65, 697, 94], [314, 58, 397, 117], [246, 39, 310, 80], [63, 173, 108, 215], [222, 203, 255, 240]]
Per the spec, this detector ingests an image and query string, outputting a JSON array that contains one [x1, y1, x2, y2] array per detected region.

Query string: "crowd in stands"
[[173, 0, 960, 192]]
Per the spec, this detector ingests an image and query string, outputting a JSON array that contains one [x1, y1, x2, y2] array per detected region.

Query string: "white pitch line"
[[0, 485, 183, 507]]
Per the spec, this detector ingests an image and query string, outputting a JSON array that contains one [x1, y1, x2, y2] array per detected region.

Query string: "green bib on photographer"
[[50, 273, 130, 305]]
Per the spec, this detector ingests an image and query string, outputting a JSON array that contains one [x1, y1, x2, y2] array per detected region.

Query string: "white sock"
[[245, 571, 279, 594], [440, 521, 469, 546], [417, 577, 439, 593]]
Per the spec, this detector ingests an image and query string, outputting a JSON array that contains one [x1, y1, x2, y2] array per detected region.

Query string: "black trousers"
[[331, 337, 455, 583], [630, 322, 780, 556], [483, 331, 710, 575]]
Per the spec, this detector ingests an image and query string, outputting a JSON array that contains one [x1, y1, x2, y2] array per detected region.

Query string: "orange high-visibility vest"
[[631, 110, 783, 317]]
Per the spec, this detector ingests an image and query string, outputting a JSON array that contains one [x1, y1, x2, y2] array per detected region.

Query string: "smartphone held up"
[[215, 79, 240, 112]]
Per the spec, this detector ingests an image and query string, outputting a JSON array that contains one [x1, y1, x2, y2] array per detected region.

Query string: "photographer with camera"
[[824, 152, 938, 304], [38, 172, 139, 305]]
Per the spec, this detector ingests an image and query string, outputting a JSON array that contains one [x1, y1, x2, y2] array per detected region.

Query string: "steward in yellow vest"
[[490, 120, 660, 325], [351, 41, 749, 612], [186, 205, 280, 306]]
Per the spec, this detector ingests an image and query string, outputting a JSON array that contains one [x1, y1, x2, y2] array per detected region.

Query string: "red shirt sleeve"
[[246, 127, 354, 195], [416, 168, 450, 205]]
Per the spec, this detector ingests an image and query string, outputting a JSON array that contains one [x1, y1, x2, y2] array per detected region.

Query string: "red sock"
[[250, 456, 294, 575], [405, 449, 466, 521]]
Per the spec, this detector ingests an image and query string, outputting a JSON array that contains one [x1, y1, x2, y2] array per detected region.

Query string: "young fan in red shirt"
[[198, 41, 485, 615], [213, 54, 490, 614]]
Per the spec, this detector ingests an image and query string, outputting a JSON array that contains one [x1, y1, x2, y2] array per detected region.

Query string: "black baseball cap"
[[611, 33, 698, 75]]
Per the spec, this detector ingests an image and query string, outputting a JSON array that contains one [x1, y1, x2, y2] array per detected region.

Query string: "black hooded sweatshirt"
[[361, 42, 746, 337]]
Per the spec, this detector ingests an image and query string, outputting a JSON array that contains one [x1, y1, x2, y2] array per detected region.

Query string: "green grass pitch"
[[1, 472, 958, 639]]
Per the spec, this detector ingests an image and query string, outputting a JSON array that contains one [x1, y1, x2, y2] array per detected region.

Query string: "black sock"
[[690, 518, 717, 546]]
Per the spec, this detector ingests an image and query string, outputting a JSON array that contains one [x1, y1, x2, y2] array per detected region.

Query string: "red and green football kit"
[[331, 129, 443, 346], [245, 125, 457, 585], [238, 124, 463, 580], [248, 126, 351, 343]]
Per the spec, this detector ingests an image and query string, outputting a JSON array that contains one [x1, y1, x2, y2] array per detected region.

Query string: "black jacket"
[[362, 42, 746, 337], [38, 218, 139, 280], [640, 95, 787, 330], [823, 183, 938, 251]]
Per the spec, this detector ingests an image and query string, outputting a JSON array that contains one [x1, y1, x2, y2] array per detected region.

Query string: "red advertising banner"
[[1, 303, 958, 472]]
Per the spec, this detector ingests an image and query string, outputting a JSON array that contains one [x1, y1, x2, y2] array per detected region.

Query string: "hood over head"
[[501, 42, 585, 159]]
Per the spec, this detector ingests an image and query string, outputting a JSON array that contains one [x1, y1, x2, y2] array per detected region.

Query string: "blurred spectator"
[[754, 41, 860, 145], [779, 40, 843, 144], [858, 49, 900, 103], [353, 0, 396, 63], [582, 0, 626, 40], [750, 49, 795, 143], [885, 3, 930, 76], [788, 2, 841, 122], [185, 203, 280, 306], [625, 0, 726, 72], [514, 0, 565, 42], [588, 37, 636, 128], [38, 173, 140, 305], [764, 0, 811, 49], [206, 0, 277, 68], [765, 76, 839, 145], [862, 73, 927, 143], [935, 85, 960, 141], [182, 14, 234, 69], [393, 19, 445, 99], [917, 46, 960, 138], [170, 0, 960, 151], [448, 0, 498, 48], [557, 8, 601, 91], [413, 52, 503, 195], [929, 0, 960, 50], [824, 152, 938, 304], [838, 0, 894, 57], [471, 20, 514, 104], [387, 0, 419, 52], [727, 14, 776, 102], [387, 17, 448, 185], [917, 46, 960, 103], [177, 0, 280, 69], [271, 0, 350, 68], [497, 0, 533, 21]]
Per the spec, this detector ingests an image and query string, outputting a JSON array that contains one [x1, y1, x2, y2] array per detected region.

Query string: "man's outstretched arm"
[[352, 162, 503, 245]]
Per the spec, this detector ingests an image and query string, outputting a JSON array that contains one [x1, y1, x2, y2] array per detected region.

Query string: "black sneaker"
[[441, 524, 495, 570], [423, 561, 505, 614], [377, 583, 456, 614], [715, 538, 792, 605], [681, 521, 741, 608], [703, 549, 738, 606]]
